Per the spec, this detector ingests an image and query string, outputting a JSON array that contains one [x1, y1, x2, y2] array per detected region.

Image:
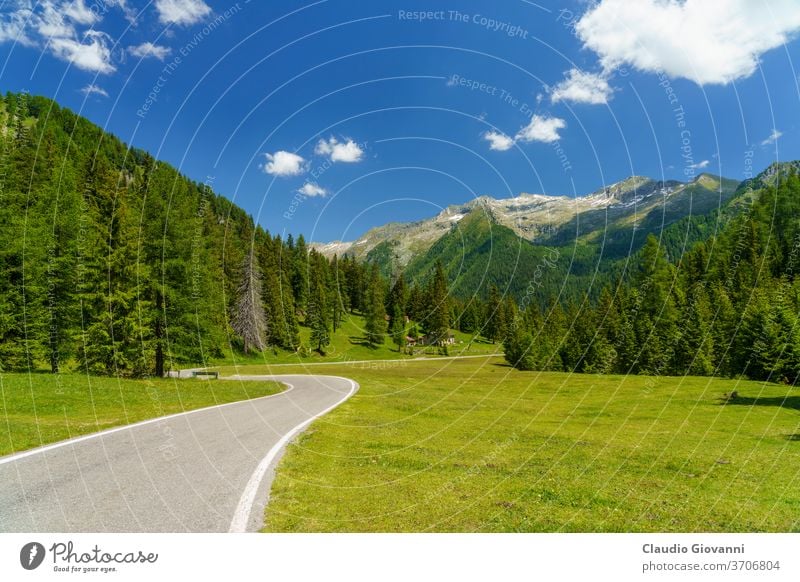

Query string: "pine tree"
[[389, 304, 407, 352], [483, 284, 505, 343], [385, 272, 407, 332], [364, 264, 386, 347], [307, 253, 331, 354], [425, 262, 450, 347], [673, 283, 715, 376], [291, 234, 309, 313], [459, 300, 480, 334], [330, 254, 345, 332], [503, 320, 535, 371]]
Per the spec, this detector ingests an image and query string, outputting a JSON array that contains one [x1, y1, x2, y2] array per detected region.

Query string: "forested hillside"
[[0, 93, 376, 376], [503, 169, 800, 383], [1, 92, 797, 385]]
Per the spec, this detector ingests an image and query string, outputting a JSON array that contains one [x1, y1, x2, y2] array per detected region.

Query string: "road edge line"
[[228, 376, 358, 533], [0, 380, 295, 466]]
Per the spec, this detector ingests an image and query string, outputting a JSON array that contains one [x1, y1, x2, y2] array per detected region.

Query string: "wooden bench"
[[192, 371, 219, 379]]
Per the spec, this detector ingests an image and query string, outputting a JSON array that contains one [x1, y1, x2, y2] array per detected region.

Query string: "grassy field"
[[0, 373, 282, 457], [210, 313, 500, 367], [249, 356, 800, 532]]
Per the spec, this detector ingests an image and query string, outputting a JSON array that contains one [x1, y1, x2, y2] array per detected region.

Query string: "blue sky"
[[1, 0, 799, 242]]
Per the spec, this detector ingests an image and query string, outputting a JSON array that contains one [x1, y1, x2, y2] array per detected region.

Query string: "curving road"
[[0, 374, 357, 533]]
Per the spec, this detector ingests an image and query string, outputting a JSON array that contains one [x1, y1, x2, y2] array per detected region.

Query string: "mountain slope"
[[314, 173, 740, 269], [314, 172, 744, 301]]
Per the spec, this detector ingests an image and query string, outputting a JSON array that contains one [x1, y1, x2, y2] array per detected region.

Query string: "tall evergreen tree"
[[424, 262, 451, 347], [364, 264, 386, 347], [307, 253, 331, 354], [483, 284, 505, 343], [389, 304, 407, 352]]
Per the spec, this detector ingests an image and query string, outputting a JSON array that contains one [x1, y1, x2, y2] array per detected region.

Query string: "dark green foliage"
[[504, 170, 800, 383], [307, 251, 331, 354], [389, 304, 407, 352], [503, 321, 535, 371], [4, 92, 800, 386], [364, 264, 386, 347], [422, 262, 451, 347], [482, 285, 506, 343], [0, 93, 375, 375]]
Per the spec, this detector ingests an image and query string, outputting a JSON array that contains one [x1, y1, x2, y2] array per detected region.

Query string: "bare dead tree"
[[232, 248, 267, 353]]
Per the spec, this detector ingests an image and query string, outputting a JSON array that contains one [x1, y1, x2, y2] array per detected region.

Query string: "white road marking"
[[0, 381, 295, 466], [228, 376, 358, 533]]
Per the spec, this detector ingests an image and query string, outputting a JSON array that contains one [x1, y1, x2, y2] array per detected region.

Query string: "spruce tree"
[[364, 264, 386, 347], [425, 262, 450, 347], [483, 284, 505, 343], [389, 304, 407, 352], [307, 253, 330, 354]]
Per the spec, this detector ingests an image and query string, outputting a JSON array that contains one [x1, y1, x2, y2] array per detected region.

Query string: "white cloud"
[[80, 83, 108, 97], [760, 129, 782, 146], [0, 7, 35, 45], [483, 130, 515, 151], [576, 0, 800, 85], [515, 115, 566, 144], [129, 42, 171, 60], [688, 159, 710, 170], [264, 151, 306, 177], [297, 182, 328, 197], [63, 0, 99, 26], [0, 1, 124, 73], [50, 31, 115, 73], [315, 137, 364, 163], [550, 69, 613, 105], [155, 0, 211, 26]]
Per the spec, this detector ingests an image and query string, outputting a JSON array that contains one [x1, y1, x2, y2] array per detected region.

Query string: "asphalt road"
[[0, 374, 357, 533]]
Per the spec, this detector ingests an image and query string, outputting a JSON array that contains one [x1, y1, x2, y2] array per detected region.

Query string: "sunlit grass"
[[260, 356, 800, 532], [0, 373, 282, 456]]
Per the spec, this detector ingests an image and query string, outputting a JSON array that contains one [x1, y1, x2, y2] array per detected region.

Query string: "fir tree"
[[364, 264, 386, 347], [390, 304, 407, 352], [307, 253, 330, 354], [425, 262, 450, 347]]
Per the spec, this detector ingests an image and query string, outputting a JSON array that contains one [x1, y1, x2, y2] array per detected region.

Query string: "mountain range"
[[312, 171, 752, 301]]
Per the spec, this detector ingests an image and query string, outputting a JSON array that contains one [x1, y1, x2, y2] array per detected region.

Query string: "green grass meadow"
[[250, 356, 800, 532], [0, 373, 282, 457], [212, 313, 500, 367]]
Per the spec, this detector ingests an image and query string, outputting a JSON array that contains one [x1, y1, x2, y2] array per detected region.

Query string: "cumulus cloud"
[[0, 7, 34, 45], [297, 182, 328, 197], [63, 0, 99, 26], [515, 115, 566, 144], [80, 83, 109, 97], [575, 0, 800, 85], [37, 3, 76, 38], [483, 130, 515, 152], [155, 0, 212, 26], [50, 31, 115, 73], [550, 69, 613, 105], [315, 137, 364, 163], [264, 151, 306, 177], [760, 129, 782, 146], [0, 1, 125, 73], [688, 159, 710, 170], [129, 42, 171, 61]]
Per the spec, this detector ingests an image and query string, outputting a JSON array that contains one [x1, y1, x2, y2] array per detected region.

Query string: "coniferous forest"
[[501, 175, 800, 383], [1, 92, 799, 385], [0, 93, 445, 377]]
